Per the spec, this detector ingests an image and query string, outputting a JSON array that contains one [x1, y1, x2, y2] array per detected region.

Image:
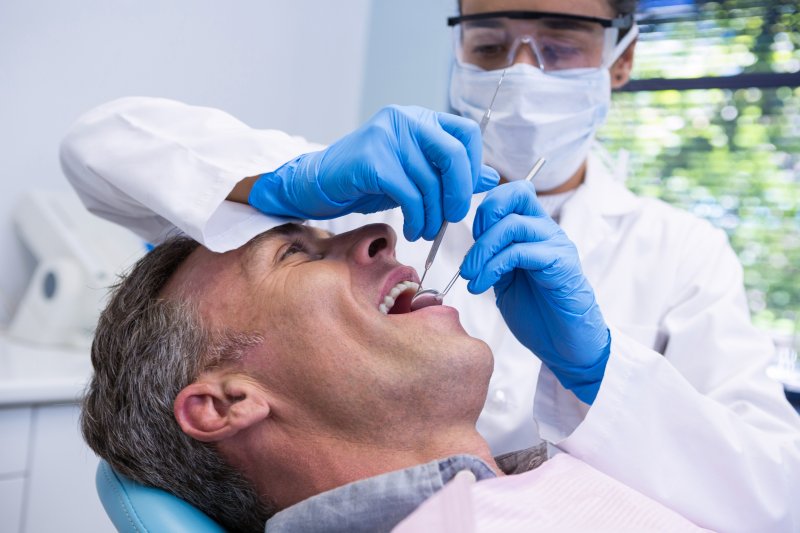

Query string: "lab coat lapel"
[[558, 149, 638, 261]]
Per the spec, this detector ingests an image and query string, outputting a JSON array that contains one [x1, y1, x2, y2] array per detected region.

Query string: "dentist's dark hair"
[[609, 0, 639, 16], [81, 236, 271, 533], [457, 0, 638, 16], [609, 0, 639, 39]]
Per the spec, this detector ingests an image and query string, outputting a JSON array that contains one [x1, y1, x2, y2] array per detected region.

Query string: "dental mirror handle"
[[439, 157, 547, 302], [436, 268, 462, 301], [523, 157, 547, 182]]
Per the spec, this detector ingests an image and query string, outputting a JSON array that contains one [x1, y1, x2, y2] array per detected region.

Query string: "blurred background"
[[0, 0, 797, 531], [602, 0, 799, 336]]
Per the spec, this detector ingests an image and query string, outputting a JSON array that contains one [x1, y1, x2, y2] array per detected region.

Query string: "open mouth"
[[378, 280, 420, 315]]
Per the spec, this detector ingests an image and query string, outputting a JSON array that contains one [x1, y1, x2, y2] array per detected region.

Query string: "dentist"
[[61, 0, 800, 530]]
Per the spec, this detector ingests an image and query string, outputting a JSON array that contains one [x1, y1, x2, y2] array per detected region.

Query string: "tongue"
[[409, 292, 442, 312], [388, 290, 414, 314]]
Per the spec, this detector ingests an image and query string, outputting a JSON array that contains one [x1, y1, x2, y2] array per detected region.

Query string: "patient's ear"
[[174, 375, 270, 443]]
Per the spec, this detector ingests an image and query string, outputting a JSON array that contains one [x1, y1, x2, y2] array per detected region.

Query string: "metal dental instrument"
[[410, 157, 547, 310], [522, 156, 547, 182], [478, 67, 506, 132], [415, 69, 507, 293]]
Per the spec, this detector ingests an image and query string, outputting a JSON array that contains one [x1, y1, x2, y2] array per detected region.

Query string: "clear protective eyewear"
[[448, 10, 635, 72]]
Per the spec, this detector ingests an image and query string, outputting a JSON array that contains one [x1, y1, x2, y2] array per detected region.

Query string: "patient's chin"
[[441, 337, 494, 386]]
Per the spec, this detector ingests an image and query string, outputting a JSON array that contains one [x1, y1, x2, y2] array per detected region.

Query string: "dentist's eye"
[[472, 43, 508, 57]]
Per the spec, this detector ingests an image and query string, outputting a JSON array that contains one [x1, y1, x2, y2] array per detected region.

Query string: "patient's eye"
[[280, 239, 307, 260], [278, 238, 324, 262]]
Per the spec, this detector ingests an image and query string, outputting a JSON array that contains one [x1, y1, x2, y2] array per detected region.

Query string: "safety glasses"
[[448, 10, 635, 72]]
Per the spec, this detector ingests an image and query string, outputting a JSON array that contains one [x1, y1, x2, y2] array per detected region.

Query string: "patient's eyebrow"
[[254, 223, 307, 243], [243, 223, 306, 262], [243, 223, 336, 265], [308, 226, 335, 239], [259, 223, 334, 242]]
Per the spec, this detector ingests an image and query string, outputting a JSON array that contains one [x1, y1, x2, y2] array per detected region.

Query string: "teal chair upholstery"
[[96, 460, 226, 532]]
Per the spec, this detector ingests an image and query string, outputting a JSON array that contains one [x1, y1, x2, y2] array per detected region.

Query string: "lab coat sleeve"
[[534, 224, 800, 531], [59, 97, 325, 251]]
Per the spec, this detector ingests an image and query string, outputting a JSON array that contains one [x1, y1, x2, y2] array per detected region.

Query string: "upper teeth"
[[379, 280, 420, 314]]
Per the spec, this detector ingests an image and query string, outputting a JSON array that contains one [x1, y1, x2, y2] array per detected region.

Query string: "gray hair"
[[81, 236, 272, 533]]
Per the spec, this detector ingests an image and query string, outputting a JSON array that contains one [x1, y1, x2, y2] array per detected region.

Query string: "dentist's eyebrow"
[[541, 18, 598, 33], [465, 19, 505, 29]]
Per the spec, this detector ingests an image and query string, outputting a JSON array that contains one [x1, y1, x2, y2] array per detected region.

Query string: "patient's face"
[[166, 223, 492, 439]]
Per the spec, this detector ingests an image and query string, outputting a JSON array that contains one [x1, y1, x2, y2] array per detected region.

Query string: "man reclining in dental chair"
[[81, 220, 706, 532]]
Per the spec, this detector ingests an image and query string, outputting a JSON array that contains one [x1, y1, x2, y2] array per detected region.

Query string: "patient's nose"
[[347, 224, 397, 265]]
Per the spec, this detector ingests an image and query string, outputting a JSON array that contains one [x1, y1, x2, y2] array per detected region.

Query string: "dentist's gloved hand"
[[248, 105, 500, 241], [461, 181, 611, 404]]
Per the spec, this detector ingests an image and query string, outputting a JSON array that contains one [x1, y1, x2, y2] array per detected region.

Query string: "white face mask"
[[449, 28, 638, 192]]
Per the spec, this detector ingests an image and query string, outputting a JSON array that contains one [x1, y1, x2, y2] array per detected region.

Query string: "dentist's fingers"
[[461, 213, 561, 294], [472, 180, 546, 240], [476, 164, 501, 193], [415, 115, 474, 224], [436, 112, 484, 194], [399, 142, 445, 241]]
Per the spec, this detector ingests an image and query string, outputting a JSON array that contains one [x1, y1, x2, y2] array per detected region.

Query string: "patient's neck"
[[240, 422, 501, 510]]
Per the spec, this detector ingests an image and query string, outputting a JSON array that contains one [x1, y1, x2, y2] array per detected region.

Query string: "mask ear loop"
[[602, 24, 639, 182], [602, 24, 640, 69]]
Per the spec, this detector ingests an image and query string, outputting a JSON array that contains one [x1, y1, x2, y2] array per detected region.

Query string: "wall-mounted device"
[[9, 190, 147, 349]]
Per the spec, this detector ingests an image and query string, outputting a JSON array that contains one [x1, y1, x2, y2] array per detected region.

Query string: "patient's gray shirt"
[[264, 444, 548, 533]]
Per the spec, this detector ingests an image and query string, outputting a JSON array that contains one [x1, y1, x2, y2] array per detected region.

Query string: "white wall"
[[360, 0, 455, 120], [0, 0, 371, 324]]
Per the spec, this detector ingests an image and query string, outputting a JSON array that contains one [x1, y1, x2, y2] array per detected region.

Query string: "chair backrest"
[[96, 460, 226, 533]]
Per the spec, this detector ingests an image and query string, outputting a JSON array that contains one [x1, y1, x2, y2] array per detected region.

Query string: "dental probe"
[[416, 68, 507, 292], [478, 67, 506, 132], [410, 157, 546, 310]]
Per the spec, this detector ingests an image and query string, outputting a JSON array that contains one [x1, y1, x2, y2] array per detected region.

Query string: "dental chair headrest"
[[96, 460, 225, 532]]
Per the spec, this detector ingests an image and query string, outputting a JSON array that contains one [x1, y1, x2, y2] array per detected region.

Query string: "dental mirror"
[[410, 157, 547, 312]]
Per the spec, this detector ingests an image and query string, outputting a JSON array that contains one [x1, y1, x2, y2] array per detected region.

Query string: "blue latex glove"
[[248, 105, 500, 241], [460, 181, 611, 404]]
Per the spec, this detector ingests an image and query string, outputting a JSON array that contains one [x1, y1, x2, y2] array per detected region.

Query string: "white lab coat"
[[61, 97, 800, 531]]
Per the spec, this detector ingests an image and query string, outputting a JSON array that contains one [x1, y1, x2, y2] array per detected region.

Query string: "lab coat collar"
[[558, 145, 640, 260]]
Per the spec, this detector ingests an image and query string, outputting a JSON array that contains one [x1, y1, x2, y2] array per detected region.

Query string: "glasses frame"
[[449, 10, 632, 72], [447, 10, 634, 30]]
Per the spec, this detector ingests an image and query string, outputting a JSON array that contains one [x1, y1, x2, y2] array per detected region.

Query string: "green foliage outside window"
[[599, 0, 799, 333]]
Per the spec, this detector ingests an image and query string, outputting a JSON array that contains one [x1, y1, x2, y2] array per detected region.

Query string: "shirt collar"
[[265, 444, 547, 533]]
